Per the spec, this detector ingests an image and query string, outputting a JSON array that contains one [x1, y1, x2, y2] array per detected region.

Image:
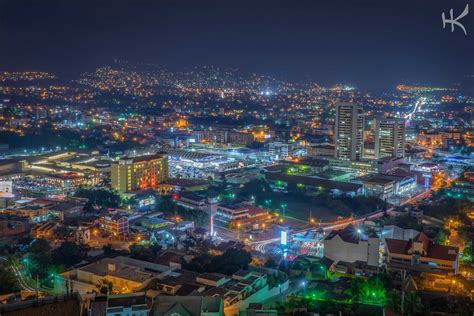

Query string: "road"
[[0, 257, 36, 291], [250, 187, 433, 254], [404, 96, 426, 123]]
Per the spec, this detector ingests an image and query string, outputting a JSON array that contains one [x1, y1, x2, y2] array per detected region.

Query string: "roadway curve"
[[0, 257, 36, 291], [404, 97, 426, 123], [250, 188, 432, 253]]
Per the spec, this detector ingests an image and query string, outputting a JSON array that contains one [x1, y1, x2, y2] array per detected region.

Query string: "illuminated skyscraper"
[[335, 103, 364, 161], [111, 154, 168, 193], [375, 118, 405, 159]]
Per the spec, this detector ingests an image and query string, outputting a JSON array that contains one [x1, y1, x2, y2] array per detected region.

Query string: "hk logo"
[[442, 4, 469, 35]]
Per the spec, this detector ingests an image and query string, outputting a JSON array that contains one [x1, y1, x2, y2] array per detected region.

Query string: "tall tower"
[[335, 103, 364, 161], [374, 118, 405, 159]]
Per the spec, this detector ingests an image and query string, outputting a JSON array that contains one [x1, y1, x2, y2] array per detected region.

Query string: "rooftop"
[[76, 256, 170, 283], [152, 296, 222, 316], [385, 233, 459, 261], [325, 224, 370, 244]]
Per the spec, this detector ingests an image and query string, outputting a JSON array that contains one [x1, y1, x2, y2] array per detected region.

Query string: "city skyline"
[[0, 0, 472, 91]]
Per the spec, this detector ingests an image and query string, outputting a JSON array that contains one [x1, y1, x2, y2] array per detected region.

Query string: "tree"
[[183, 248, 252, 275], [102, 244, 113, 255], [29, 238, 52, 279], [155, 195, 175, 212], [95, 278, 116, 295], [403, 292, 423, 316], [209, 248, 252, 275], [129, 244, 156, 261], [54, 226, 74, 239], [52, 241, 86, 267], [75, 187, 121, 210], [183, 253, 213, 273], [264, 258, 278, 269], [0, 265, 20, 294]]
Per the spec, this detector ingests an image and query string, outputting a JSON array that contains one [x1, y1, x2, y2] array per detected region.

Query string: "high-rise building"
[[374, 118, 405, 159], [335, 103, 364, 161], [111, 154, 168, 193]]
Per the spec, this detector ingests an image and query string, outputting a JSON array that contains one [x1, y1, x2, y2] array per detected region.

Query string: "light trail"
[[404, 96, 426, 124], [0, 257, 36, 291], [250, 187, 433, 253]]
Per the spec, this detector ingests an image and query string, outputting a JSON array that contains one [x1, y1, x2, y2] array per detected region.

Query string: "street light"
[[301, 281, 307, 294], [280, 203, 288, 217]]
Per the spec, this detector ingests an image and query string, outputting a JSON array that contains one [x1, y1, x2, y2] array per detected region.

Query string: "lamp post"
[[280, 203, 287, 217]]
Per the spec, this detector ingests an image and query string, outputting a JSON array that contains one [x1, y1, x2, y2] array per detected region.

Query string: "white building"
[[374, 118, 406, 159], [360, 173, 417, 200], [323, 225, 379, 267], [335, 103, 364, 161], [268, 142, 289, 160], [166, 149, 239, 179]]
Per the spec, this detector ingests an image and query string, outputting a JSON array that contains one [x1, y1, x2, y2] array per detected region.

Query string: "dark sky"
[[0, 0, 472, 90]]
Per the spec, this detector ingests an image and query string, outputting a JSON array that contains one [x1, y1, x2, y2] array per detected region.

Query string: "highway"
[[404, 96, 426, 123]]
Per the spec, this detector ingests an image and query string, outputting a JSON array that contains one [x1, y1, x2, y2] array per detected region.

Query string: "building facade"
[[111, 154, 168, 193], [385, 232, 459, 274], [375, 118, 405, 159], [335, 103, 364, 161], [323, 225, 379, 267]]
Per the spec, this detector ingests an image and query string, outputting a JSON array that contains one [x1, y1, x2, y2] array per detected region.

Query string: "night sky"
[[0, 0, 472, 90]]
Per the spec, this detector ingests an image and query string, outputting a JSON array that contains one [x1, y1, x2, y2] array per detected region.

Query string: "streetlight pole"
[[281, 203, 287, 217]]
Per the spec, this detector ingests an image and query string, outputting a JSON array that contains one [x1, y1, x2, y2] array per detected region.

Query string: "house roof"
[[385, 233, 459, 262], [129, 154, 166, 163], [154, 250, 186, 266], [152, 296, 221, 316], [324, 224, 361, 244], [198, 272, 227, 282], [47, 201, 85, 212], [108, 292, 147, 308]]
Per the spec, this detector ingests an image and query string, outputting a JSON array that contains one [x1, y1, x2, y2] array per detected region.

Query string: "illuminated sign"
[[281, 230, 288, 246]]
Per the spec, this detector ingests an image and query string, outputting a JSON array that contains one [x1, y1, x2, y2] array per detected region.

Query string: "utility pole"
[[401, 269, 407, 315], [36, 275, 39, 302], [174, 203, 178, 249]]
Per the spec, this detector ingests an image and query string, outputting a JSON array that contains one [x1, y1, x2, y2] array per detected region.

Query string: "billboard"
[[280, 230, 288, 246], [0, 181, 13, 198]]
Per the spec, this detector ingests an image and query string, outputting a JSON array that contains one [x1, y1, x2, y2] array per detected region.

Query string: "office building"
[[111, 154, 168, 193], [375, 118, 405, 159], [335, 103, 364, 161]]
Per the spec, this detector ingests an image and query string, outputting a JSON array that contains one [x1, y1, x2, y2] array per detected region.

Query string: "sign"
[[281, 230, 288, 246], [0, 181, 13, 198]]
